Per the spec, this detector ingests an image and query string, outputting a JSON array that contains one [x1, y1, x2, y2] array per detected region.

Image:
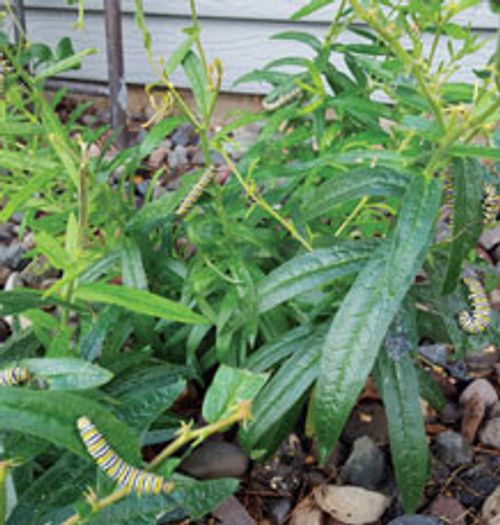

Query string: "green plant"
[[0, 0, 498, 521]]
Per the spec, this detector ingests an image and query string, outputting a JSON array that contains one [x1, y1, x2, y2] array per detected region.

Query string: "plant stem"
[[0, 463, 7, 525], [215, 148, 312, 251], [189, 0, 209, 76], [349, 0, 446, 132], [334, 196, 368, 237]]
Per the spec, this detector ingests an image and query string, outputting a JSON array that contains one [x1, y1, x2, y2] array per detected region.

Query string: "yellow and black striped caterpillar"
[[262, 85, 302, 112], [458, 277, 491, 334], [77, 416, 174, 495], [175, 166, 215, 218], [482, 183, 498, 225], [0, 367, 31, 386]]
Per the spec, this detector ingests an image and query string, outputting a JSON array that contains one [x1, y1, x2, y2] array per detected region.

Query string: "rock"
[[429, 495, 466, 525], [418, 344, 449, 367], [290, 496, 323, 525], [171, 124, 195, 147], [191, 148, 224, 166], [490, 401, 500, 419], [441, 403, 461, 425], [341, 402, 389, 446], [179, 441, 249, 479], [456, 462, 500, 508], [313, 485, 390, 524], [387, 516, 442, 525], [433, 431, 473, 466], [212, 496, 256, 525], [0, 223, 14, 242], [0, 241, 26, 270], [340, 436, 387, 490], [233, 123, 262, 153], [479, 225, 500, 250], [268, 498, 292, 523], [460, 379, 498, 407], [493, 244, 500, 264], [479, 418, 500, 449], [167, 145, 189, 170], [147, 145, 169, 169], [465, 347, 499, 374], [482, 486, 500, 525], [461, 392, 486, 443]]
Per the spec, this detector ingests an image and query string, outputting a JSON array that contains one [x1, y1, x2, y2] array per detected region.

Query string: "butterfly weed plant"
[[0, 0, 498, 522]]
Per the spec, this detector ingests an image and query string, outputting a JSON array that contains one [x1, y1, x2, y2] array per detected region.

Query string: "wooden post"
[[104, 0, 128, 148]]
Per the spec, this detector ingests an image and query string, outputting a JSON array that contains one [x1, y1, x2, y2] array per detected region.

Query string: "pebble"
[[313, 485, 390, 524], [178, 441, 249, 479], [429, 495, 466, 525], [268, 498, 292, 523], [147, 145, 169, 169], [479, 418, 500, 449], [289, 496, 323, 525], [418, 344, 449, 367], [490, 401, 500, 419], [465, 347, 499, 374], [456, 462, 500, 508], [0, 241, 26, 271], [482, 486, 500, 525], [433, 431, 473, 466], [387, 516, 442, 525], [167, 145, 189, 170], [171, 123, 196, 147], [479, 225, 500, 251], [441, 402, 461, 425], [459, 379, 498, 407], [340, 436, 387, 490], [212, 496, 256, 525], [341, 402, 389, 446]]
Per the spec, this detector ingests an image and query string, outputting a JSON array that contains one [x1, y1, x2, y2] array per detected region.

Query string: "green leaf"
[[0, 389, 139, 462], [441, 158, 483, 294], [314, 175, 442, 461], [202, 365, 268, 424], [34, 48, 96, 81], [417, 367, 446, 412], [449, 143, 500, 161], [374, 350, 430, 513], [18, 358, 113, 390], [0, 289, 75, 317], [182, 50, 211, 119], [106, 364, 186, 431], [240, 339, 320, 453], [35, 231, 70, 270], [304, 167, 410, 220], [121, 237, 148, 290], [164, 36, 195, 77], [79, 306, 122, 361], [271, 31, 322, 52], [74, 283, 207, 324], [291, 0, 335, 20], [124, 191, 178, 233], [258, 240, 378, 313], [0, 330, 39, 365]]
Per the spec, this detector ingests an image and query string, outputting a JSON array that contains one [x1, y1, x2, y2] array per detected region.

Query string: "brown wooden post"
[[104, 0, 128, 148]]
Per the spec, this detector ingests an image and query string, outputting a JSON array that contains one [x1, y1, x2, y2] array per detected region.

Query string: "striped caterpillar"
[[0, 367, 31, 386], [77, 417, 174, 495], [175, 166, 215, 218], [482, 183, 498, 225], [262, 85, 302, 112], [458, 277, 491, 334]]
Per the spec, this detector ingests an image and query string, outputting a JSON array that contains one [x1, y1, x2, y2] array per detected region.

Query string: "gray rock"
[[479, 225, 500, 250], [191, 148, 224, 166], [341, 436, 387, 490], [268, 498, 292, 523], [0, 223, 14, 242], [171, 124, 195, 147], [387, 516, 443, 525], [179, 441, 249, 479], [490, 401, 500, 419], [433, 431, 473, 466], [0, 241, 26, 270], [418, 344, 449, 367], [167, 145, 188, 169], [441, 403, 461, 425], [479, 418, 500, 449], [460, 379, 498, 407]]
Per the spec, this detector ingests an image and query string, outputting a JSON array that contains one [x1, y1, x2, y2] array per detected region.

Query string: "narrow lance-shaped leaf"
[[441, 158, 483, 294], [258, 240, 378, 313], [74, 283, 207, 325], [374, 348, 430, 513], [314, 174, 442, 461]]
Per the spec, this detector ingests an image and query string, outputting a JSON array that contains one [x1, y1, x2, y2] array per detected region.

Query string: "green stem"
[[335, 196, 368, 237], [0, 463, 6, 525], [189, 0, 209, 76], [349, 0, 446, 132]]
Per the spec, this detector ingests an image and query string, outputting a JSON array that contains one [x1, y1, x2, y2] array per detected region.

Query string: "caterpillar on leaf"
[[458, 277, 491, 334], [77, 417, 174, 495], [0, 367, 31, 386], [175, 166, 215, 219], [482, 182, 498, 225]]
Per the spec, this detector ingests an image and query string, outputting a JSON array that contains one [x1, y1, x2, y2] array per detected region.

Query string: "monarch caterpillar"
[[262, 85, 302, 112], [458, 277, 491, 334], [77, 417, 174, 495], [0, 367, 31, 386], [175, 166, 215, 218], [482, 183, 498, 225]]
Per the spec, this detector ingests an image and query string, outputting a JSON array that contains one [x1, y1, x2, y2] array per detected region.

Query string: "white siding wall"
[[19, 1, 499, 93]]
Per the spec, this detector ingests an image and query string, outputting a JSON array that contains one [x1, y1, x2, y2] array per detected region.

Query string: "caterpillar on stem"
[[458, 276, 491, 334], [175, 166, 215, 218], [77, 417, 174, 495]]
